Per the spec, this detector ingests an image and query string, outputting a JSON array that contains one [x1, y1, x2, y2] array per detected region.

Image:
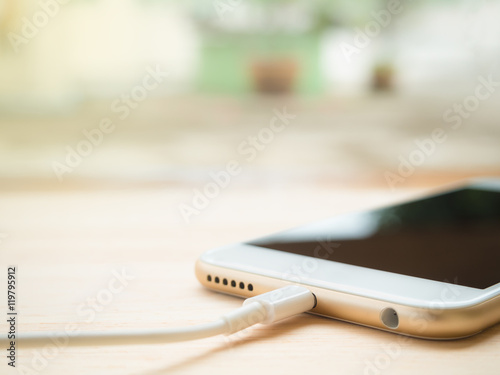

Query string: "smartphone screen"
[[249, 188, 500, 289]]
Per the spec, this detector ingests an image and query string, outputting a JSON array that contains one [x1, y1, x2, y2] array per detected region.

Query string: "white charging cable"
[[5, 286, 315, 347]]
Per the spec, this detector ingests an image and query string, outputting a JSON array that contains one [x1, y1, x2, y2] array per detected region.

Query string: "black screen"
[[249, 188, 500, 289]]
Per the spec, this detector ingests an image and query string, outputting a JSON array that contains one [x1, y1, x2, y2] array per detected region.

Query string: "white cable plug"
[[5, 286, 315, 347]]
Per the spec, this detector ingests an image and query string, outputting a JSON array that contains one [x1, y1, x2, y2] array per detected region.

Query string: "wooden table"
[[1, 180, 499, 375]]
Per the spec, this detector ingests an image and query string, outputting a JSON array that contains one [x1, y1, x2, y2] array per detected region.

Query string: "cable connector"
[[222, 285, 316, 334], [6, 285, 315, 347]]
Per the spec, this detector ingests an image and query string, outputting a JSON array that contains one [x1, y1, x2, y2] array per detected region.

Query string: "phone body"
[[195, 178, 500, 339]]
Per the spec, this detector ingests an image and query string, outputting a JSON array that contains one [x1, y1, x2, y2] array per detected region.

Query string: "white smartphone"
[[196, 178, 500, 339]]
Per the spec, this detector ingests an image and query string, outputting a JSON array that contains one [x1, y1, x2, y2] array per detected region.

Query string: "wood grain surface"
[[1, 182, 499, 375]]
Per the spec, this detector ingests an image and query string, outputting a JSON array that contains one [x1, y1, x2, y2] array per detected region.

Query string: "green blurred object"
[[196, 32, 324, 96]]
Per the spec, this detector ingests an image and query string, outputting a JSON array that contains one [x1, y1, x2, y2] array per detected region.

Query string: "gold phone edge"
[[195, 260, 500, 340]]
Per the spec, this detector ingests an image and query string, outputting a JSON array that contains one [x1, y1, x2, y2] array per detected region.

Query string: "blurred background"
[[2, 3, 500, 373], [1, 0, 500, 192]]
